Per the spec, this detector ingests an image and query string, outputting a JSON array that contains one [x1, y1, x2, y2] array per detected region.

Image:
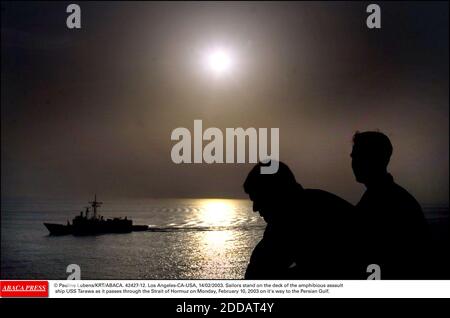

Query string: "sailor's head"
[[351, 131, 393, 185], [243, 161, 300, 223]]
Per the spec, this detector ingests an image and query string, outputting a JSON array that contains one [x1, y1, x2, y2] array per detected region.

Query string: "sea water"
[[1, 198, 448, 279], [1, 198, 264, 279]]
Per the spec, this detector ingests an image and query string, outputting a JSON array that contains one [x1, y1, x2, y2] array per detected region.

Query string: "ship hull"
[[132, 225, 149, 231], [44, 221, 145, 235], [44, 223, 72, 235]]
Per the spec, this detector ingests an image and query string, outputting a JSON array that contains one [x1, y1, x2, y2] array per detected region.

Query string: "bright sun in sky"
[[206, 48, 233, 75]]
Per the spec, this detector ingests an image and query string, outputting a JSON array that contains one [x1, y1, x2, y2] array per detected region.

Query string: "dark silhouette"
[[243, 161, 358, 279], [351, 131, 430, 279]]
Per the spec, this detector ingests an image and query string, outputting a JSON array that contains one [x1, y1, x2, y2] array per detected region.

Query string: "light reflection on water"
[[198, 199, 236, 227], [198, 200, 239, 277]]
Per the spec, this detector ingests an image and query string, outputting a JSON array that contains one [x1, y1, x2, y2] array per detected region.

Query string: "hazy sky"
[[1, 2, 448, 205]]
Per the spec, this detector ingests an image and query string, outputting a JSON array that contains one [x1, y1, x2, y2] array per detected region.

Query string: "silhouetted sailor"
[[243, 161, 357, 279], [351, 131, 430, 279]]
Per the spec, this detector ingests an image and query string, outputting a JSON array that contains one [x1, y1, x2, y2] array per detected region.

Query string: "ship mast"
[[89, 194, 103, 219]]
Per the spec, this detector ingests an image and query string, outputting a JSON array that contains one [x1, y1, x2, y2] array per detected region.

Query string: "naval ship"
[[44, 195, 148, 235]]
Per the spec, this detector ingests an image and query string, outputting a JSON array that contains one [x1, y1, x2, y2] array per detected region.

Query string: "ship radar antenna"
[[89, 194, 103, 219]]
